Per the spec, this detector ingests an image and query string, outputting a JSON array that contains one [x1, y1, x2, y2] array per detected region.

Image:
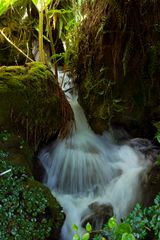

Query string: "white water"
[[39, 72, 152, 240]]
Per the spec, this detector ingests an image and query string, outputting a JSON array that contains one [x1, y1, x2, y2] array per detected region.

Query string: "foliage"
[[0, 0, 82, 68], [73, 0, 160, 135], [125, 194, 160, 240], [72, 222, 92, 240], [0, 158, 54, 240], [72, 219, 135, 240], [103, 217, 135, 240], [154, 121, 160, 144], [72, 193, 160, 240], [31, 0, 52, 11], [153, 121, 160, 165], [0, 0, 18, 16]]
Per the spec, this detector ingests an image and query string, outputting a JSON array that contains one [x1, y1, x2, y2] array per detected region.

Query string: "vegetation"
[[0, 0, 82, 68], [0, 130, 64, 240], [0, 62, 73, 149], [0, 1, 160, 240], [0, 159, 52, 240], [74, 0, 160, 137], [72, 193, 160, 240]]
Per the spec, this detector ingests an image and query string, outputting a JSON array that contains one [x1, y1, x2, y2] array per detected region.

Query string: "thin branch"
[[39, 9, 45, 63], [0, 29, 34, 62], [44, 4, 58, 81]]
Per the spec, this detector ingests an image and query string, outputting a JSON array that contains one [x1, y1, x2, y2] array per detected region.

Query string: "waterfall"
[[38, 71, 152, 240]]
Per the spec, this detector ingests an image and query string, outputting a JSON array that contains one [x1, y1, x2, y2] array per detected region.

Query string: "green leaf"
[[85, 222, 92, 233], [0, 0, 18, 16], [59, 17, 63, 39], [108, 217, 118, 229], [82, 232, 90, 240], [122, 233, 136, 240], [47, 9, 72, 17], [73, 233, 80, 240], [155, 131, 160, 143], [45, 0, 52, 7], [31, 0, 40, 10], [115, 223, 132, 235], [72, 224, 79, 231], [31, 0, 52, 11]]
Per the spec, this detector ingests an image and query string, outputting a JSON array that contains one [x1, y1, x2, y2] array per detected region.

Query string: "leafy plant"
[[72, 222, 92, 240], [31, 0, 52, 63], [125, 194, 160, 240], [153, 122, 160, 164], [0, 0, 18, 16], [72, 218, 135, 240], [154, 121, 160, 144], [72, 192, 160, 240], [103, 217, 136, 240], [0, 159, 54, 240]]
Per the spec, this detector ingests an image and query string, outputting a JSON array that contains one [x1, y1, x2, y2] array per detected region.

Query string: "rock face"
[[0, 62, 73, 150], [75, 0, 160, 137]]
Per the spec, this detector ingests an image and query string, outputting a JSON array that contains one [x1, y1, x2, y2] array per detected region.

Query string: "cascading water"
[[39, 71, 152, 240]]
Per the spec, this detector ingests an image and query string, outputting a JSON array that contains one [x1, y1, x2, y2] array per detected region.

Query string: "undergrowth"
[[72, 193, 160, 240], [0, 156, 53, 240]]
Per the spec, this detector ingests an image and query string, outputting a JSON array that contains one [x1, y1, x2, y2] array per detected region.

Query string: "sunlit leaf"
[[85, 222, 92, 233], [115, 223, 132, 235], [72, 224, 78, 231], [0, 0, 18, 16], [73, 233, 80, 240], [108, 217, 118, 229], [45, 0, 52, 7], [31, 0, 52, 11], [31, 0, 41, 11], [82, 232, 90, 240], [48, 9, 72, 18], [59, 17, 63, 39], [122, 233, 136, 240]]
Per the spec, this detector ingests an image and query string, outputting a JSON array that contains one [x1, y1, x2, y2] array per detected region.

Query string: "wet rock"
[[0, 62, 73, 151], [81, 202, 113, 230]]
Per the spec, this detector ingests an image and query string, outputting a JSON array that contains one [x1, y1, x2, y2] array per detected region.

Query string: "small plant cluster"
[[72, 193, 160, 240], [125, 194, 160, 240], [72, 219, 135, 240], [0, 159, 53, 240]]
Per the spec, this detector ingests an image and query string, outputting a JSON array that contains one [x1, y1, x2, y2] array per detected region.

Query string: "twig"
[[0, 169, 12, 176], [44, 3, 58, 81], [0, 29, 34, 62]]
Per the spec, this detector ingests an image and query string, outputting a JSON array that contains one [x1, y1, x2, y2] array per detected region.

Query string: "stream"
[[38, 71, 152, 240]]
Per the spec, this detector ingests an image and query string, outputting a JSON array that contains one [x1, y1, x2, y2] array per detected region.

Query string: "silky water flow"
[[38, 71, 152, 240]]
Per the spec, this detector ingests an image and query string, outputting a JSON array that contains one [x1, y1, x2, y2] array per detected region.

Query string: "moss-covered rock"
[[0, 62, 73, 150], [0, 155, 64, 240], [75, 0, 160, 138], [0, 130, 33, 173]]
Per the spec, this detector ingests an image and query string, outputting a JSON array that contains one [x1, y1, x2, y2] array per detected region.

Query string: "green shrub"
[[0, 158, 53, 240], [125, 194, 160, 240]]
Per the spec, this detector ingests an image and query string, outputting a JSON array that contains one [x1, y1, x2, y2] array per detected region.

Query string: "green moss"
[[0, 62, 66, 149], [75, 0, 160, 137], [0, 130, 33, 172]]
